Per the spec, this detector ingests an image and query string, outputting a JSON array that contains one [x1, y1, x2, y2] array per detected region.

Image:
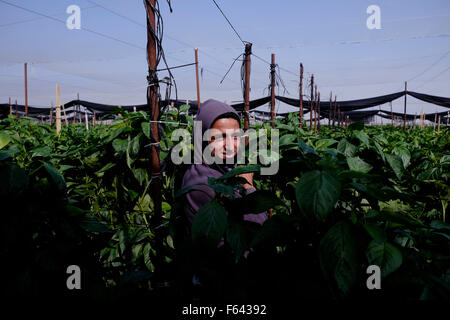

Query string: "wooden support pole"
[[50, 101, 53, 124], [314, 85, 318, 134], [56, 84, 61, 136], [390, 102, 394, 126], [299, 63, 303, 128], [133, 106, 137, 113], [328, 91, 332, 127], [338, 107, 341, 127], [403, 81, 407, 130], [24, 62, 28, 116], [15, 99, 18, 118], [93, 112, 96, 126], [317, 91, 321, 131], [310, 74, 314, 131], [420, 107, 424, 129], [333, 95, 337, 127], [434, 111, 437, 131], [72, 96, 77, 124], [85, 108, 89, 131], [270, 53, 276, 128], [145, 0, 163, 267], [243, 43, 252, 131], [9, 97, 12, 115], [195, 48, 201, 109], [77, 93, 82, 123], [438, 116, 441, 132]]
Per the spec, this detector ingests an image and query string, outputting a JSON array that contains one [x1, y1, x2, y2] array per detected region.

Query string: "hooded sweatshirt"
[[181, 99, 268, 237]]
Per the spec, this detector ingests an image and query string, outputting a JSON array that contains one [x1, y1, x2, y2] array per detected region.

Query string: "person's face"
[[208, 118, 241, 159]]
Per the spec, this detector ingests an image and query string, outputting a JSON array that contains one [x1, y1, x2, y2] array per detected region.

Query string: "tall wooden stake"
[[317, 91, 321, 131], [77, 93, 82, 123], [328, 91, 332, 127], [9, 97, 12, 115], [333, 95, 337, 127], [24, 62, 28, 116], [338, 107, 341, 127], [195, 48, 201, 109], [434, 111, 437, 131], [56, 84, 61, 136], [403, 81, 407, 130], [314, 85, 318, 134], [50, 101, 53, 124], [390, 102, 394, 126], [310, 74, 314, 131], [85, 108, 89, 131], [270, 53, 276, 128], [145, 0, 163, 269], [420, 107, 424, 129], [243, 43, 252, 131], [299, 63, 303, 128]]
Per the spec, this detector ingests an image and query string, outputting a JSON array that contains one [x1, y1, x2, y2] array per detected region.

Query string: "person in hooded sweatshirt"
[[178, 99, 268, 300], [181, 99, 268, 230]]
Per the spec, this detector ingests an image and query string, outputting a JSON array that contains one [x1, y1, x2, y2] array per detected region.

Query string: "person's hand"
[[237, 172, 254, 189]]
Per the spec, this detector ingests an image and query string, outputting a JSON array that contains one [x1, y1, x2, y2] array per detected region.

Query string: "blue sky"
[[0, 0, 449, 117]]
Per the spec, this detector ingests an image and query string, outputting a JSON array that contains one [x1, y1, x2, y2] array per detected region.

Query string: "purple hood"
[[181, 99, 268, 237]]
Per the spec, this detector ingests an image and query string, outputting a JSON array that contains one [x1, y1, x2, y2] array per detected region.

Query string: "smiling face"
[[208, 117, 241, 160]]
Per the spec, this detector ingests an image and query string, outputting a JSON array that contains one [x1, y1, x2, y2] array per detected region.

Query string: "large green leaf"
[[385, 154, 404, 180], [44, 162, 66, 191], [299, 140, 317, 155], [31, 146, 52, 158], [130, 133, 142, 157], [319, 221, 360, 295], [226, 221, 248, 263], [337, 139, 357, 157], [132, 168, 147, 186], [363, 224, 387, 242], [192, 199, 228, 247], [0, 133, 12, 149], [95, 162, 116, 175], [216, 164, 261, 181], [354, 131, 370, 147], [241, 190, 282, 214], [366, 240, 402, 278], [393, 146, 411, 169], [316, 139, 337, 150], [279, 134, 297, 147], [141, 122, 150, 139], [346, 156, 373, 173], [143, 243, 155, 272], [112, 138, 128, 155], [296, 170, 341, 222], [373, 141, 385, 162]]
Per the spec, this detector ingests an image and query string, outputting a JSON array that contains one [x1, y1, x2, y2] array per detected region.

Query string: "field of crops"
[[1, 108, 449, 301]]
